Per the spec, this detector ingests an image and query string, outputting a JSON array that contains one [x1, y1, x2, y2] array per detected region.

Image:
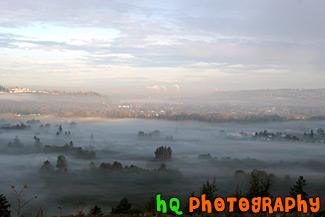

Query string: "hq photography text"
[[156, 194, 321, 215]]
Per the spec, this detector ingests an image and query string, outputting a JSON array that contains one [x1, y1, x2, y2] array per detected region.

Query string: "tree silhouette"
[[58, 125, 63, 133], [111, 197, 132, 214], [56, 155, 68, 172], [0, 194, 11, 217], [232, 185, 244, 213], [89, 205, 103, 216], [145, 195, 156, 212], [246, 171, 273, 200], [10, 185, 37, 217], [40, 160, 55, 173], [310, 130, 314, 137], [33, 136, 41, 149], [289, 176, 308, 200], [154, 146, 172, 161], [200, 177, 218, 201]]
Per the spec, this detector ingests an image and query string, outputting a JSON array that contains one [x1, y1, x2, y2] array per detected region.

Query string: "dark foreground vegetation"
[[1, 172, 324, 217]]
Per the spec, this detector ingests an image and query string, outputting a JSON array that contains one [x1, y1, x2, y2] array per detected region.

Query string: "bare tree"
[[10, 185, 37, 217]]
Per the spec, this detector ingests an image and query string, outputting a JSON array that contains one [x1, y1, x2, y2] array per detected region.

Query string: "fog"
[[0, 118, 324, 215]]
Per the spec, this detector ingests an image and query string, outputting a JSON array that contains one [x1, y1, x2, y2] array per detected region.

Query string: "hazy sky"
[[0, 0, 324, 95]]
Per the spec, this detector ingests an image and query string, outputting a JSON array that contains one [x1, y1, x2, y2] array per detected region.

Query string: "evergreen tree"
[[260, 176, 272, 197], [232, 185, 244, 213], [289, 176, 308, 200], [145, 195, 156, 212], [89, 205, 103, 216], [0, 194, 11, 217], [246, 171, 273, 200], [111, 197, 132, 214], [200, 177, 218, 201]]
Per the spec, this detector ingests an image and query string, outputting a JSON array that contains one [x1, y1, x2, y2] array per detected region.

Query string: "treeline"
[[59, 111, 325, 123], [3, 134, 96, 160], [39, 156, 182, 185], [0, 84, 102, 96], [44, 142, 96, 160], [1, 123, 31, 130], [196, 154, 325, 173]]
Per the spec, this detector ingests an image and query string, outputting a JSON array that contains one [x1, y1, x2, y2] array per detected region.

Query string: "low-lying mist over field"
[[0, 118, 324, 215]]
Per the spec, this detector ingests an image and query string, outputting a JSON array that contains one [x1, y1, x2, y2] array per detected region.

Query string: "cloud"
[[174, 84, 180, 93], [146, 85, 161, 92], [0, 0, 325, 92], [146, 85, 168, 93]]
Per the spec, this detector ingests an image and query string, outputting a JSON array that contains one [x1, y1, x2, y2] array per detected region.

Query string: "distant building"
[[9, 88, 33, 93]]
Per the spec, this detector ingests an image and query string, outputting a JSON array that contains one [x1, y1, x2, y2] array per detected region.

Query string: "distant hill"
[[0, 84, 102, 96], [205, 88, 325, 107]]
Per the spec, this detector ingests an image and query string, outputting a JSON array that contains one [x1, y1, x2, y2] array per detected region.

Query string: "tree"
[[10, 185, 37, 217], [200, 177, 218, 201], [40, 160, 54, 173], [8, 136, 23, 148], [111, 197, 132, 214], [145, 195, 156, 212], [232, 185, 244, 213], [233, 185, 244, 199], [56, 155, 68, 171], [154, 146, 172, 161], [0, 194, 11, 217], [246, 171, 273, 200], [89, 205, 103, 216], [13, 136, 22, 147], [289, 176, 308, 200], [58, 125, 63, 133], [198, 153, 212, 160], [33, 136, 41, 149], [111, 161, 123, 170]]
